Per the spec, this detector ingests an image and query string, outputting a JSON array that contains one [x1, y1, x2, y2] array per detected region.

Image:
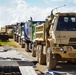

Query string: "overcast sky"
[[0, 0, 76, 28]]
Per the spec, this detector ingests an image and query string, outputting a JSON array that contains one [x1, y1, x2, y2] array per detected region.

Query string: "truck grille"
[[69, 38, 76, 42], [0, 66, 21, 75]]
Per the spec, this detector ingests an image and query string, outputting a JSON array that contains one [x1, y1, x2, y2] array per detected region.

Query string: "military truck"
[[14, 23, 22, 43], [18, 22, 25, 47], [13, 21, 31, 48], [5, 25, 14, 38], [0, 25, 15, 38], [13, 23, 18, 41], [0, 27, 6, 34], [20, 20, 45, 51], [0, 25, 12, 41], [34, 10, 76, 70]]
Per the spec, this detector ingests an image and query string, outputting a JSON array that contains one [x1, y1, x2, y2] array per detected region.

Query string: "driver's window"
[[64, 17, 68, 22], [71, 17, 76, 22]]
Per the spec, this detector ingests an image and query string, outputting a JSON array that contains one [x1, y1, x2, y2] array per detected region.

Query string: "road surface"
[[0, 45, 38, 75], [1, 45, 76, 75]]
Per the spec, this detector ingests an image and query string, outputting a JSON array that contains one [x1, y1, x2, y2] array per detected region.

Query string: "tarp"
[[44, 69, 67, 75]]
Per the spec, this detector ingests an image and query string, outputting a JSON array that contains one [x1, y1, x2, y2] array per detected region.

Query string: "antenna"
[[30, 17, 32, 21], [51, 5, 66, 15]]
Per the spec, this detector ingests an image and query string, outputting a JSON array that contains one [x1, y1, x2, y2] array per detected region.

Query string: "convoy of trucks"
[[13, 11, 76, 70], [1, 6, 76, 71]]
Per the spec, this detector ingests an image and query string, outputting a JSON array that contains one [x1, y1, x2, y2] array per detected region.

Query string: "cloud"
[[67, 0, 76, 3], [0, 0, 52, 27], [43, 0, 76, 4], [0, 7, 13, 27], [73, 0, 76, 3], [10, 0, 29, 23], [43, 0, 64, 3], [0, 0, 76, 29], [0, 0, 29, 27]]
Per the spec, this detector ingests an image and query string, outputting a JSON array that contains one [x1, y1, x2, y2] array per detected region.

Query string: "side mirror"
[[52, 23, 54, 25], [49, 23, 54, 26]]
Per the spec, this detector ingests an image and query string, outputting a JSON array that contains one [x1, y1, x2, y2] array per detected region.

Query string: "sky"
[[0, 0, 76, 28]]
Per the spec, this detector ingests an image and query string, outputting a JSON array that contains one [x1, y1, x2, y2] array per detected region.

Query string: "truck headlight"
[[60, 48, 64, 51]]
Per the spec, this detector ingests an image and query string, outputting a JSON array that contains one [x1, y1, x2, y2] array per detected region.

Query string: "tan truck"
[[5, 25, 14, 38], [0, 26, 7, 34], [0, 26, 9, 41], [34, 12, 76, 70], [0, 25, 14, 38]]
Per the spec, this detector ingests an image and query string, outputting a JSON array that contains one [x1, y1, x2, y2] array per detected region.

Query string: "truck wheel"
[[13, 35, 16, 41], [18, 37, 21, 45], [21, 40, 25, 48], [68, 59, 76, 64], [16, 36, 18, 42], [32, 44, 36, 57], [25, 43, 30, 52], [38, 45, 46, 65], [46, 47, 57, 70], [36, 45, 39, 62]]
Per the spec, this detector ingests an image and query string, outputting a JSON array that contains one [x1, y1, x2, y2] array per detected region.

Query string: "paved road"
[[1, 45, 76, 75], [43, 62, 76, 75], [0, 45, 37, 75], [55, 62, 76, 75], [0, 45, 35, 61]]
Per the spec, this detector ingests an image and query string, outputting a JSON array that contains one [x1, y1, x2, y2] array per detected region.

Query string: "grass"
[[0, 39, 18, 48]]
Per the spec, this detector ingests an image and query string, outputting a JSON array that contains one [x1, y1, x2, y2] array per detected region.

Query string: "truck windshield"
[[7, 27, 13, 29], [56, 16, 76, 31]]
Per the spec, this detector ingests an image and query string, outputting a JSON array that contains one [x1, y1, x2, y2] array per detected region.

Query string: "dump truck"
[[14, 23, 22, 42], [34, 10, 76, 70], [13, 22, 31, 48], [17, 22, 25, 47], [0, 26, 9, 41], [0, 24, 15, 38], [5, 25, 14, 38], [20, 21, 31, 48], [0, 26, 7, 34], [20, 20, 45, 51], [13, 23, 18, 41], [27, 21, 45, 52], [13, 22, 30, 48]]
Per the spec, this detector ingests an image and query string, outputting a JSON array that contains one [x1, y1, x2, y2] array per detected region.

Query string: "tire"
[[25, 43, 30, 52], [32, 44, 36, 57], [21, 40, 25, 48], [36, 45, 39, 62], [68, 59, 76, 64], [16, 36, 18, 42], [46, 47, 57, 70], [18, 37, 21, 45], [38, 45, 46, 65], [13, 35, 16, 41]]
